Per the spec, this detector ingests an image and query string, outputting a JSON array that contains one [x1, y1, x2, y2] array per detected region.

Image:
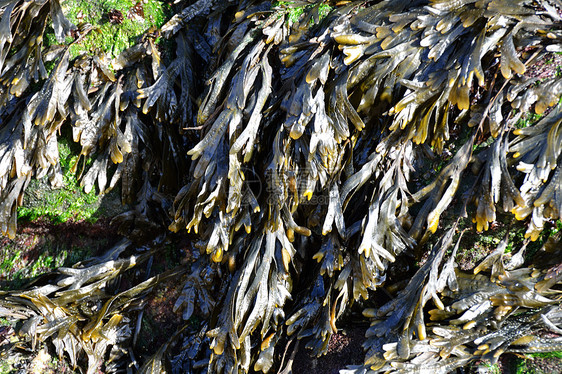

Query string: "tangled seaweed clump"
[[1, 0, 562, 372]]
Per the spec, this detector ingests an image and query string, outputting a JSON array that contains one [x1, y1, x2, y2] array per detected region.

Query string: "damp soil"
[[0, 217, 121, 290], [289, 326, 365, 374]]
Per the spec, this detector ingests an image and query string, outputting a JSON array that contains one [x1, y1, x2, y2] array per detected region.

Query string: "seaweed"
[[0, 0, 562, 373], [1, 239, 186, 373]]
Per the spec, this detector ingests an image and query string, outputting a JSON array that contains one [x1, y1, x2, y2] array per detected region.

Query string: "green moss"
[[482, 362, 502, 374], [0, 247, 68, 289], [287, 5, 306, 23], [0, 249, 22, 279], [274, 1, 333, 24], [43, 26, 59, 48], [41, 0, 172, 61], [0, 233, 99, 290], [17, 137, 100, 224], [28, 252, 66, 276], [318, 4, 332, 19], [515, 112, 543, 129], [69, 0, 170, 59], [0, 361, 12, 374], [529, 352, 562, 359], [514, 351, 562, 374]]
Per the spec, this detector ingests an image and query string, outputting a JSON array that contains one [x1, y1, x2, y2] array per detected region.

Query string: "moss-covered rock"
[[43, 0, 171, 61], [18, 137, 127, 224]]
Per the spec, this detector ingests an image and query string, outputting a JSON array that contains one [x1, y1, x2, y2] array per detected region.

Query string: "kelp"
[[168, 0, 562, 371], [0, 0, 194, 238], [1, 0, 562, 373], [344, 233, 562, 374], [0, 239, 186, 373]]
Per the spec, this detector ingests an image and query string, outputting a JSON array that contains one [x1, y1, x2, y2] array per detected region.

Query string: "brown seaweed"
[[0, 0, 562, 373]]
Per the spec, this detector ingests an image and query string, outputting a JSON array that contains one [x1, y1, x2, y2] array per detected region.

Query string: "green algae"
[[17, 138, 99, 223], [274, 1, 333, 24], [43, 0, 172, 61]]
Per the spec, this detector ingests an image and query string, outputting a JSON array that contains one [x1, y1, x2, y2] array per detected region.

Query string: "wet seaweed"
[[0, 0, 562, 373], [1, 239, 187, 373]]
